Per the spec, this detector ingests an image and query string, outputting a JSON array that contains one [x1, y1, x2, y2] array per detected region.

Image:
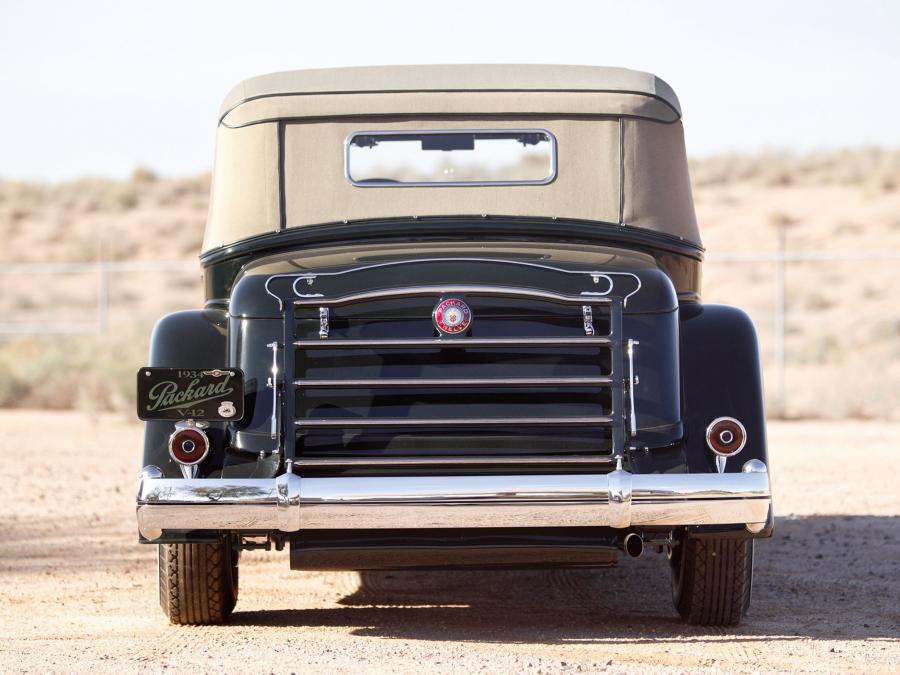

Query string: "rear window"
[[345, 129, 557, 187]]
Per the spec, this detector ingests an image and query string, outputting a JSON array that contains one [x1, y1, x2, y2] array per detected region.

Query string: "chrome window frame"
[[344, 128, 558, 188]]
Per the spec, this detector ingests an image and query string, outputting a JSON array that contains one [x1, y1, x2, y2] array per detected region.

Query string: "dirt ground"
[[0, 411, 897, 673]]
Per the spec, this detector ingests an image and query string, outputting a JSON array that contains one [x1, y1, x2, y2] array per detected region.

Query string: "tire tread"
[[673, 537, 753, 626], [158, 542, 237, 625]]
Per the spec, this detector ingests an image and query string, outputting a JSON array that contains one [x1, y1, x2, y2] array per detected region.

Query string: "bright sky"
[[2, 0, 898, 181]]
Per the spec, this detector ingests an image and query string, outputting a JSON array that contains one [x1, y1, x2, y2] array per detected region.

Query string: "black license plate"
[[137, 368, 244, 421]]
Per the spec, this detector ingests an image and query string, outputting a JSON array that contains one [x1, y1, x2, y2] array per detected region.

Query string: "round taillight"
[[705, 416, 747, 457], [168, 427, 210, 465]]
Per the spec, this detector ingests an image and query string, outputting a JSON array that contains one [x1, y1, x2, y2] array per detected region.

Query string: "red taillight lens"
[[705, 417, 747, 457], [168, 427, 210, 465]]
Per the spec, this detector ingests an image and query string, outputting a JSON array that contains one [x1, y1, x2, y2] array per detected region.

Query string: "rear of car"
[[136, 65, 772, 627]]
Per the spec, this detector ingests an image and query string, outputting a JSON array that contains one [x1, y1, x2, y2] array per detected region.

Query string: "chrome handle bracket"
[[627, 339, 640, 437], [266, 342, 280, 453]]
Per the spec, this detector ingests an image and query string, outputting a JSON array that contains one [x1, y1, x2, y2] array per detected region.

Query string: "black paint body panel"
[[290, 528, 620, 570], [143, 225, 770, 549], [201, 218, 703, 303], [141, 310, 229, 478], [678, 303, 773, 537], [679, 304, 769, 474]]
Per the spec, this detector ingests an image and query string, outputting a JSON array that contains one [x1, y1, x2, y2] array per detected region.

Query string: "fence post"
[[96, 239, 108, 335], [774, 222, 786, 416]]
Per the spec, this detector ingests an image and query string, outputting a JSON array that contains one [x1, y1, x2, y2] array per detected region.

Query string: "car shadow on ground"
[[229, 515, 900, 643]]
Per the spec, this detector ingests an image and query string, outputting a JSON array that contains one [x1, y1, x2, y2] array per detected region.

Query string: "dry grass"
[[694, 150, 900, 420], [0, 336, 147, 411], [0, 149, 898, 419], [689, 147, 900, 191], [0, 168, 209, 264]]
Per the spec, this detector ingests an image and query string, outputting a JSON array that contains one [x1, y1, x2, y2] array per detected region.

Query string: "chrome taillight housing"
[[705, 416, 747, 457], [706, 416, 747, 473], [168, 421, 210, 478]]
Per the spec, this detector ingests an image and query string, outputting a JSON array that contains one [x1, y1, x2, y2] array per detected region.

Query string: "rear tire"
[[670, 536, 753, 626], [158, 540, 238, 625]]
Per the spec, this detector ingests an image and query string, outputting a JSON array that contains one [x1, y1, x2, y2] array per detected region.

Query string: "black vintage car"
[[137, 65, 772, 627]]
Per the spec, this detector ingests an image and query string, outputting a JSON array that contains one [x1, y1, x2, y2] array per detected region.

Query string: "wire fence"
[[0, 260, 197, 334], [1, 250, 899, 417], [706, 248, 900, 415]]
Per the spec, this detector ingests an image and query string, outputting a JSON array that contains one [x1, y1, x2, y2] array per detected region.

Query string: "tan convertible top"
[[204, 65, 700, 252], [219, 64, 682, 126]]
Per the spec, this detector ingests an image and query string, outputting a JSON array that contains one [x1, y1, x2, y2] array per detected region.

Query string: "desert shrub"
[[690, 147, 900, 189], [0, 335, 148, 412], [131, 166, 158, 184]]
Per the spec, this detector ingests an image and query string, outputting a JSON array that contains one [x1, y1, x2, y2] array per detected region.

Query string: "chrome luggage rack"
[[262, 259, 641, 471]]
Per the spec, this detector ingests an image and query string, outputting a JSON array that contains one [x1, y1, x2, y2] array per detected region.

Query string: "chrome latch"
[[319, 307, 330, 339], [582, 305, 594, 336]]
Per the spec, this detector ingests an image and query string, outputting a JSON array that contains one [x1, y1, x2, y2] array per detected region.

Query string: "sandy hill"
[[1, 149, 898, 419]]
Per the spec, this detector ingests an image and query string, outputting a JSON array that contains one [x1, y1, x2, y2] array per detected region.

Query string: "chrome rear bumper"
[[136, 460, 771, 540]]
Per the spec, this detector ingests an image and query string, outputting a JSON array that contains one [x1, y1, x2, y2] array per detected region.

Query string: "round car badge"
[[217, 401, 236, 418], [433, 298, 472, 335]]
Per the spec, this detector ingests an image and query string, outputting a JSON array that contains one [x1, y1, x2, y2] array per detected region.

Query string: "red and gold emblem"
[[433, 298, 472, 335]]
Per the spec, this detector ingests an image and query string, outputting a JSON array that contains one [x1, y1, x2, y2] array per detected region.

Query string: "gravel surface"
[[1, 411, 897, 673]]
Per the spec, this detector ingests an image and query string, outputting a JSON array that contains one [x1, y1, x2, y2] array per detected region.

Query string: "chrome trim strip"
[[290, 455, 617, 467], [266, 341, 279, 443], [294, 376, 613, 389], [140, 504, 278, 532], [140, 477, 280, 504], [627, 339, 640, 437], [135, 462, 772, 537], [344, 128, 559, 188], [288, 257, 616, 281], [294, 415, 614, 428], [292, 284, 615, 307], [263, 262, 642, 309], [293, 336, 613, 349], [290, 259, 617, 290]]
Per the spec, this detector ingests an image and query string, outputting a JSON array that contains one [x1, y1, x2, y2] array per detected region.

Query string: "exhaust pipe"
[[624, 532, 644, 558]]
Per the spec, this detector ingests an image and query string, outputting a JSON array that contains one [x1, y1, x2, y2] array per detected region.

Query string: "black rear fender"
[[141, 310, 228, 477], [679, 303, 768, 474], [679, 303, 772, 537]]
